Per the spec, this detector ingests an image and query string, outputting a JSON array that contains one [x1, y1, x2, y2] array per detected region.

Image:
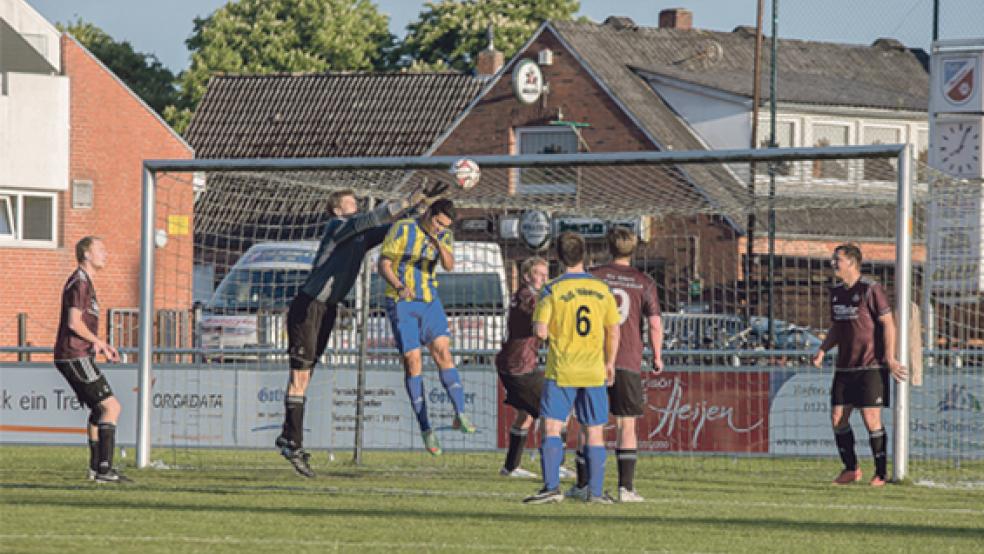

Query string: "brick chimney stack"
[[659, 8, 693, 30], [476, 26, 504, 76]]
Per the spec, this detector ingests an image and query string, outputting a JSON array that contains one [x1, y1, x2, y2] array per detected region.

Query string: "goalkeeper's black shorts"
[[287, 292, 337, 371]]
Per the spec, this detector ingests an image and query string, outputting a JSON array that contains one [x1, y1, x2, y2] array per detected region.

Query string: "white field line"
[[178, 483, 984, 517], [4, 480, 981, 518], [0, 534, 683, 553]]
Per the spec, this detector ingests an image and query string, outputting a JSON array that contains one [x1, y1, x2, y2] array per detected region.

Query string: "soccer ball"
[[450, 158, 480, 190]]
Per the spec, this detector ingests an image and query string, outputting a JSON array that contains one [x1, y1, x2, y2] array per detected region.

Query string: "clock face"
[[936, 120, 982, 178]]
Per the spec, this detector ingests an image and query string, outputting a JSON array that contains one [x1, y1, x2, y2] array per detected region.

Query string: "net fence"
[[133, 148, 983, 486]]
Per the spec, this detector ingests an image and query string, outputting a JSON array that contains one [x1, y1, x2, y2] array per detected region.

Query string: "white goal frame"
[[138, 144, 914, 478]]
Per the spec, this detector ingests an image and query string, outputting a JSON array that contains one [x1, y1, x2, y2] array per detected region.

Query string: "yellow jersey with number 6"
[[532, 273, 619, 387]]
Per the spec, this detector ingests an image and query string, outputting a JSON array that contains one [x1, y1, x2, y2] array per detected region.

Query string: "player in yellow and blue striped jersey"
[[378, 199, 475, 456]]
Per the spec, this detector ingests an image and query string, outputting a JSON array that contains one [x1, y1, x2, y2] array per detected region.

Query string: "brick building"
[[430, 11, 929, 329], [0, 1, 193, 358], [185, 10, 930, 331]]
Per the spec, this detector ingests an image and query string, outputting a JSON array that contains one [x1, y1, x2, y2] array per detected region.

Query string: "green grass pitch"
[[1, 446, 982, 553]]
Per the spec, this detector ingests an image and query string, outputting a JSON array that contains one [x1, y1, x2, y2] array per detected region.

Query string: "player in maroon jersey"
[[495, 257, 549, 478], [572, 227, 662, 502], [53, 236, 128, 483], [812, 244, 906, 487]]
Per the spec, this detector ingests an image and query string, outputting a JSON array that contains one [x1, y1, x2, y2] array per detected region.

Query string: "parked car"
[[198, 241, 317, 359], [198, 240, 508, 365], [747, 316, 823, 351], [659, 313, 823, 366], [661, 313, 745, 351]]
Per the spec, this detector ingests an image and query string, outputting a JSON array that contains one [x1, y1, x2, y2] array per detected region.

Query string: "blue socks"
[[406, 370, 465, 432], [438, 368, 466, 415], [540, 435, 564, 491], [404, 375, 431, 432], [586, 445, 607, 498]]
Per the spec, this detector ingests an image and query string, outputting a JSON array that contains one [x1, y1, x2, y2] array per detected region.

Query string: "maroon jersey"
[[495, 285, 541, 375], [829, 278, 891, 369], [54, 268, 99, 360], [590, 263, 661, 373]]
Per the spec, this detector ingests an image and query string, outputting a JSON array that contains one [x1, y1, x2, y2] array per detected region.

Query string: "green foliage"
[[58, 19, 180, 115], [396, 0, 580, 71], [176, 0, 394, 122], [162, 105, 194, 136]]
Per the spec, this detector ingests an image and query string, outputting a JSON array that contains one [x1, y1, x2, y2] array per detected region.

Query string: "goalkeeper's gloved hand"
[[423, 181, 449, 198], [407, 180, 449, 209]]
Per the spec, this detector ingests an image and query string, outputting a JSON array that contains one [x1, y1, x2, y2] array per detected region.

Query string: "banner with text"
[[0, 364, 497, 450]]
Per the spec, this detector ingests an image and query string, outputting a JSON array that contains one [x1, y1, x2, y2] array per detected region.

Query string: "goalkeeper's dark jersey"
[[300, 201, 403, 304]]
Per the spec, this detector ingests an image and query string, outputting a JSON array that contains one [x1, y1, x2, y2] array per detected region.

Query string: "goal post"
[[893, 144, 913, 482], [132, 143, 981, 485]]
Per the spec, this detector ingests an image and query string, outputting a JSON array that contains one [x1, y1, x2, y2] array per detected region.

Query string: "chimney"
[[476, 26, 504, 76], [659, 8, 693, 30], [872, 38, 906, 51], [603, 16, 637, 30]]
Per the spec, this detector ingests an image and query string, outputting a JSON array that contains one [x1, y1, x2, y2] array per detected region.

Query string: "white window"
[[917, 128, 930, 183], [862, 125, 902, 181], [812, 123, 850, 179], [515, 127, 579, 194], [0, 190, 58, 247], [72, 180, 94, 209], [0, 196, 13, 238], [756, 120, 796, 176]]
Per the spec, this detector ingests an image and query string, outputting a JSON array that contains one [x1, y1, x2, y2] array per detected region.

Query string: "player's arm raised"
[[332, 201, 403, 245]]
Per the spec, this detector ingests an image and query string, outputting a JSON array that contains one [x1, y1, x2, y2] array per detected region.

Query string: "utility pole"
[[768, 0, 779, 350], [747, 0, 765, 325]]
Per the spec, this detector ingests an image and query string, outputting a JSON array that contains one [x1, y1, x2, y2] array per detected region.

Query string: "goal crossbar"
[[143, 144, 906, 173]]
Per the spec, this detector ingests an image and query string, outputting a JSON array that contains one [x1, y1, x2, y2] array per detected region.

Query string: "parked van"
[[198, 240, 508, 364], [198, 241, 318, 357]]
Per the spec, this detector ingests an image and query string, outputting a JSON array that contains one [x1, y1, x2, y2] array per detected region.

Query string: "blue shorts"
[[540, 379, 609, 427], [385, 298, 450, 354]]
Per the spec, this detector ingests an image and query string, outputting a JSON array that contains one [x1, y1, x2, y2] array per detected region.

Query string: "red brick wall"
[[738, 237, 924, 266], [436, 29, 731, 298], [433, 32, 653, 156], [0, 36, 193, 359]]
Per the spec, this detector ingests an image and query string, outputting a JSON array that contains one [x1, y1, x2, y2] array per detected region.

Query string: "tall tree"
[[169, 0, 393, 134], [59, 19, 180, 116], [396, 0, 580, 71]]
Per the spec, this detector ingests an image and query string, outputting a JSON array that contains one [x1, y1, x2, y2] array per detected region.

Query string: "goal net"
[[133, 145, 982, 486]]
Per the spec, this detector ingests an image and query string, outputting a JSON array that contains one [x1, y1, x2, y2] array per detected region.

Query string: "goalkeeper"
[[276, 182, 446, 477]]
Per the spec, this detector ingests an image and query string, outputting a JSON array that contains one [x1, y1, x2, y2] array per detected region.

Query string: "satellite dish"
[[694, 40, 724, 68]]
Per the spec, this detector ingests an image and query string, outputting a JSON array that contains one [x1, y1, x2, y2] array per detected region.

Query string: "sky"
[[26, 0, 983, 73]]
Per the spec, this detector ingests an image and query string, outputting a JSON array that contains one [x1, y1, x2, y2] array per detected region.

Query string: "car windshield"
[[211, 269, 504, 313], [208, 268, 309, 310]]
